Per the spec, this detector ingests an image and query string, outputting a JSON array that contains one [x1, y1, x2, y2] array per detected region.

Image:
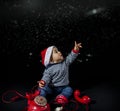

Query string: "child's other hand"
[[38, 80, 46, 88], [74, 41, 82, 51]]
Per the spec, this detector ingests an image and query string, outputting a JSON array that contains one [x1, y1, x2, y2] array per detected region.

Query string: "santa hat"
[[40, 46, 54, 67]]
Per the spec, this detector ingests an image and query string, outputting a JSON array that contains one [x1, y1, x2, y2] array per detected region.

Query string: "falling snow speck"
[[29, 52, 33, 56]]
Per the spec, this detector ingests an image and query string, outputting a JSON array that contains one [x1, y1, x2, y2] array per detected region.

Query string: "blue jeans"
[[38, 85, 73, 99]]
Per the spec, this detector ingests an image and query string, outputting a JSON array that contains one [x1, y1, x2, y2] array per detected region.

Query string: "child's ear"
[[50, 55, 53, 62]]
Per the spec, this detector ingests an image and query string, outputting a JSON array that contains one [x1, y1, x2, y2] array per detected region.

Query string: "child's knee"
[[62, 86, 73, 98], [65, 86, 73, 94]]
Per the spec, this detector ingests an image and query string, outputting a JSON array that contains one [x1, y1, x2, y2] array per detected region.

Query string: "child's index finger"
[[75, 41, 77, 45]]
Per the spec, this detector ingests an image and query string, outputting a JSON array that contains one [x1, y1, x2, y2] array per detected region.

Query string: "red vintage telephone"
[[2, 88, 91, 111], [2, 89, 50, 111], [25, 90, 50, 111]]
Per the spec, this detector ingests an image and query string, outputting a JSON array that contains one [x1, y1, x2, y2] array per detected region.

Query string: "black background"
[[0, 0, 120, 111]]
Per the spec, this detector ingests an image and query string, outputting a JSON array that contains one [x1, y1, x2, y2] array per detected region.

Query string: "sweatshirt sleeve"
[[65, 49, 79, 66], [41, 69, 51, 85]]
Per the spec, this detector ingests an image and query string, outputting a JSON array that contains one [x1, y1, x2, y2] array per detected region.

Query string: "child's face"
[[50, 47, 64, 63]]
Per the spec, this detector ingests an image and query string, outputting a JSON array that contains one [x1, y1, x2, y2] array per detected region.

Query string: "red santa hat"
[[40, 46, 54, 67]]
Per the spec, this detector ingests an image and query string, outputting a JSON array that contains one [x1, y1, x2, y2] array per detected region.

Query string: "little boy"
[[38, 41, 82, 111]]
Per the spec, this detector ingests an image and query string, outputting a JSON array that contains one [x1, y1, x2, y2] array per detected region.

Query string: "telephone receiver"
[[74, 89, 91, 104]]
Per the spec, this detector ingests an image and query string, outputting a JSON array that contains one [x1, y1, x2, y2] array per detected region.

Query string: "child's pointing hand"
[[74, 41, 82, 51]]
